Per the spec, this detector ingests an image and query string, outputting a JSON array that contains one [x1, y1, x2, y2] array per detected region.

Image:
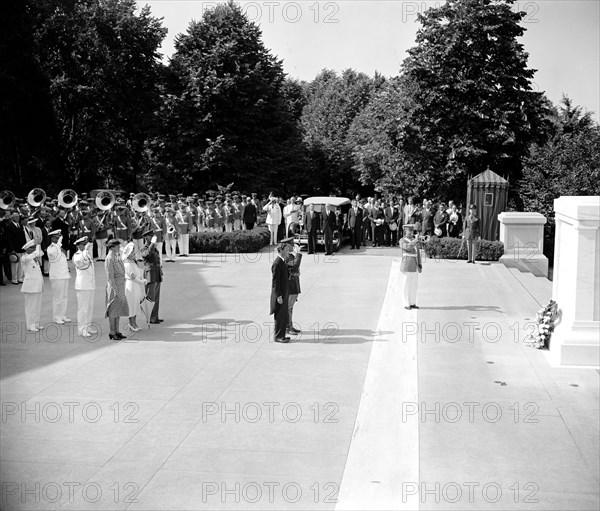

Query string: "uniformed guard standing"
[[400, 224, 422, 310], [21, 240, 44, 332], [47, 229, 72, 324]]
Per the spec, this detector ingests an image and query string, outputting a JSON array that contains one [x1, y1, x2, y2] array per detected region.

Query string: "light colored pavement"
[[0, 245, 598, 510]]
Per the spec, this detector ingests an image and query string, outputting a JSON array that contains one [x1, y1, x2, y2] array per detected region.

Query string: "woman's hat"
[[106, 239, 121, 249], [121, 242, 135, 260]]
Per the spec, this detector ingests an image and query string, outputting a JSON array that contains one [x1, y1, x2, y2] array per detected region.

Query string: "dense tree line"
[[1, 0, 597, 212]]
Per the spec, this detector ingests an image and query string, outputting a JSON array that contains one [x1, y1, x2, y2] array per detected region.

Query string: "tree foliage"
[[145, 0, 303, 194], [30, 0, 166, 191]]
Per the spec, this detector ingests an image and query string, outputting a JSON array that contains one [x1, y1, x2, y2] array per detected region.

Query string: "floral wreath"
[[525, 299, 561, 349]]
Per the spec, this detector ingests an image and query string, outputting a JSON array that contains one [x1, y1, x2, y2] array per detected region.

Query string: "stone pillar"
[[550, 196, 600, 367], [498, 212, 548, 277]]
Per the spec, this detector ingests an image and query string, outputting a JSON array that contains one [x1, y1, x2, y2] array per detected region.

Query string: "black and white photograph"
[[1, 0, 599, 509]]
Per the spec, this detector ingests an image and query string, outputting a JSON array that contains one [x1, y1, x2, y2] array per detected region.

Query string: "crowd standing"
[[0, 189, 480, 337]]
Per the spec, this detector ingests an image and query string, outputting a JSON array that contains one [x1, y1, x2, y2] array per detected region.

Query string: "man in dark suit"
[[242, 198, 257, 230], [141, 229, 164, 324], [348, 199, 363, 249], [384, 199, 399, 247], [5, 211, 27, 283], [369, 202, 385, 247], [322, 204, 337, 256], [305, 203, 319, 254], [270, 240, 291, 343]]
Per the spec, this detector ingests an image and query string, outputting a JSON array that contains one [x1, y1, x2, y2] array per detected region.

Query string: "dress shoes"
[[54, 318, 65, 325], [275, 337, 290, 343], [87, 328, 98, 334], [150, 320, 160, 324], [79, 332, 91, 338], [410, 305, 419, 309], [157, 319, 164, 323], [404, 306, 412, 310], [62, 318, 72, 323], [289, 327, 301, 334]]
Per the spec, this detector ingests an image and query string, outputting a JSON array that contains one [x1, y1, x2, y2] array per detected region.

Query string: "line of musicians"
[[0, 190, 266, 283]]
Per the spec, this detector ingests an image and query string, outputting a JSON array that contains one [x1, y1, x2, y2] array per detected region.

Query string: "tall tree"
[[393, 0, 551, 201], [146, 0, 301, 194], [31, 0, 166, 191], [0, 0, 60, 195], [301, 69, 384, 195]]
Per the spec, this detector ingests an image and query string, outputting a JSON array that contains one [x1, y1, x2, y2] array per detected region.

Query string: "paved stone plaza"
[[1, 246, 598, 510]]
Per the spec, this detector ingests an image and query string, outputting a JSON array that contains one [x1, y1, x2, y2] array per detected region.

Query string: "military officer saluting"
[[21, 239, 44, 332], [47, 229, 72, 324], [73, 236, 97, 337]]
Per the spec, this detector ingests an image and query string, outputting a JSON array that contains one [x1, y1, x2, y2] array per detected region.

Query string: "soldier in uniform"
[[21, 239, 44, 332], [141, 229, 163, 324], [176, 204, 193, 257], [73, 236, 97, 337], [400, 224, 422, 310], [464, 204, 481, 263], [47, 229, 72, 324]]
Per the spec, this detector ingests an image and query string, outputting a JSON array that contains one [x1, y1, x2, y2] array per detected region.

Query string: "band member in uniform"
[[141, 229, 163, 324], [105, 239, 128, 339], [114, 206, 131, 246], [464, 204, 481, 263], [400, 224, 423, 310], [149, 208, 165, 265], [21, 240, 44, 332], [270, 240, 291, 343], [94, 208, 110, 261], [47, 229, 72, 324], [176, 205, 192, 257], [163, 209, 178, 262], [73, 236, 97, 337], [286, 242, 302, 335]]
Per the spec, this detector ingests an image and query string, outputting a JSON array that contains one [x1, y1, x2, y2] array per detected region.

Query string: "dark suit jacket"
[[242, 203, 257, 224], [305, 210, 320, 233], [348, 207, 362, 229], [322, 210, 336, 232], [5, 220, 27, 253], [286, 253, 302, 295], [51, 217, 70, 243], [270, 256, 289, 315]]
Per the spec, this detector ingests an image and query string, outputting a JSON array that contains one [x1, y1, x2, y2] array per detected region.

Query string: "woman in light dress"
[[122, 242, 147, 331]]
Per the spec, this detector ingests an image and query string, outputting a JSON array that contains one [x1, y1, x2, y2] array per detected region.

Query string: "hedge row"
[[423, 237, 504, 261], [189, 226, 271, 253]]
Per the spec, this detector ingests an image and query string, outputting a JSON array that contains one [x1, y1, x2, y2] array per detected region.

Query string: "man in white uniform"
[[21, 240, 44, 332], [47, 229, 72, 324], [73, 236, 97, 337]]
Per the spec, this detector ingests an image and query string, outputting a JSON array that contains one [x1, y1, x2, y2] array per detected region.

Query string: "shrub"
[[423, 237, 504, 261], [189, 226, 271, 253]]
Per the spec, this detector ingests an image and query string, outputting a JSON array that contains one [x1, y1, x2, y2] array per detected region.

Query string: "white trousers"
[[401, 271, 419, 307], [234, 219, 242, 231], [76, 290, 94, 335], [225, 222, 233, 232], [11, 258, 24, 282], [177, 234, 190, 256], [50, 278, 69, 321], [96, 239, 107, 260], [24, 292, 43, 329], [165, 238, 176, 261]]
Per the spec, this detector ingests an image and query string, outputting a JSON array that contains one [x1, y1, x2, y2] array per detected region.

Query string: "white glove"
[[293, 243, 301, 255], [151, 236, 158, 244]]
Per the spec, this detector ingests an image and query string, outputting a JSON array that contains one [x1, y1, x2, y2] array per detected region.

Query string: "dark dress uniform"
[[270, 255, 289, 341]]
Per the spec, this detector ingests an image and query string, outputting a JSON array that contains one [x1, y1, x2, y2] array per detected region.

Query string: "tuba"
[[132, 193, 151, 213], [95, 190, 115, 211], [27, 188, 46, 208], [0, 190, 16, 210], [58, 189, 78, 208]]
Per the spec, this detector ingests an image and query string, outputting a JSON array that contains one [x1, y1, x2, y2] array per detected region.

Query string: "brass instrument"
[[58, 189, 78, 208], [0, 190, 16, 210], [27, 188, 46, 208], [95, 190, 115, 211], [132, 193, 151, 213]]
